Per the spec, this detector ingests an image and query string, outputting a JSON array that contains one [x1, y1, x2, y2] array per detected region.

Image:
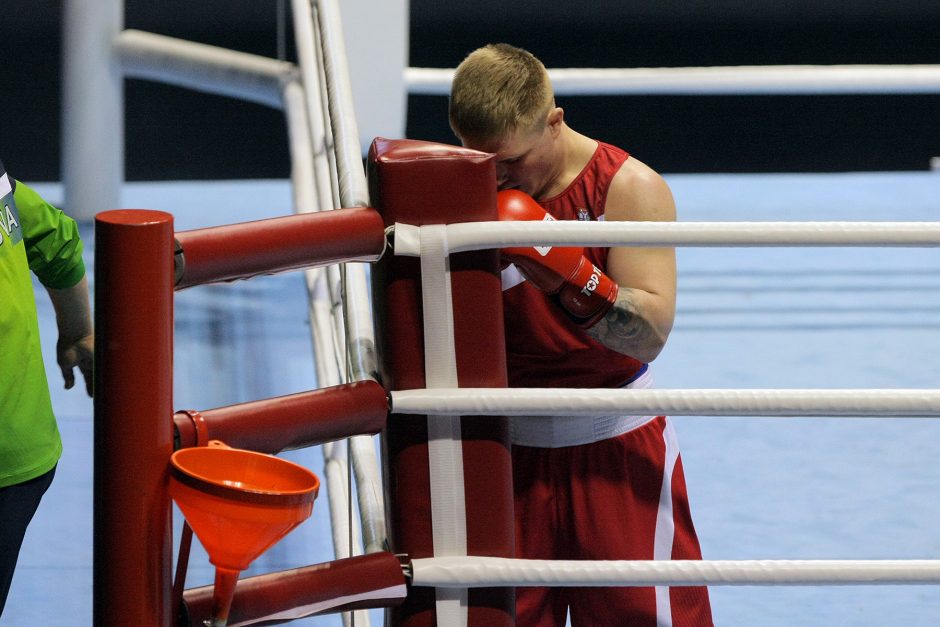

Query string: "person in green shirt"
[[0, 158, 93, 617]]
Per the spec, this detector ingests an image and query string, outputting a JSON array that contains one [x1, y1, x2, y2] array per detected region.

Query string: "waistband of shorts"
[[509, 367, 656, 448]]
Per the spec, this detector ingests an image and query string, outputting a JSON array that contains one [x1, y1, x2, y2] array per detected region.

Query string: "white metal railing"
[[288, 3, 386, 627], [117, 29, 293, 107], [104, 2, 386, 626]]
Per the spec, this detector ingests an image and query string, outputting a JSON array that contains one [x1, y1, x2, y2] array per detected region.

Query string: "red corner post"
[[368, 138, 514, 627], [94, 210, 176, 626]]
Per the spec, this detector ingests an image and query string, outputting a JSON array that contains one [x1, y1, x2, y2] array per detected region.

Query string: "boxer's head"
[[449, 43, 555, 150], [450, 44, 564, 197]]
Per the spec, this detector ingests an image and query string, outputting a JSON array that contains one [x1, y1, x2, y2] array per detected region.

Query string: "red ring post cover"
[[368, 138, 513, 627]]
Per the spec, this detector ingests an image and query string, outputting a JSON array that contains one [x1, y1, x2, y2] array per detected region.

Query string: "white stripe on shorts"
[[653, 418, 680, 627]]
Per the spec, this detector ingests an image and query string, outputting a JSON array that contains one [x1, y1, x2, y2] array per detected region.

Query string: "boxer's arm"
[[585, 158, 677, 363]]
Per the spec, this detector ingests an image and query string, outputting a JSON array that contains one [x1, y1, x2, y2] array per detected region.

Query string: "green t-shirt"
[[0, 163, 85, 487]]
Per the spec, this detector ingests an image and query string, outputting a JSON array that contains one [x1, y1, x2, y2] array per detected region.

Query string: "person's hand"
[[57, 333, 94, 397], [497, 190, 618, 327]]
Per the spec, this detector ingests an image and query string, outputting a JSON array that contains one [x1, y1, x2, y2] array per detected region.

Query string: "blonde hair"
[[449, 44, 554, 146]]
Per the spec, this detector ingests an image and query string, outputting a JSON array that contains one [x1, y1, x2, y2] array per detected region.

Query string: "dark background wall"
[[4, 1, 940, 181]]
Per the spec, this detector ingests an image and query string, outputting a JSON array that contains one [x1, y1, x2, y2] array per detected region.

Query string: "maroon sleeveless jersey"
[[502, 141, 646, 389]]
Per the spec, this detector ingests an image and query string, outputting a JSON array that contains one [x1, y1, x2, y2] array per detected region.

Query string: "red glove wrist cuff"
[[558, 264, 619, 328]]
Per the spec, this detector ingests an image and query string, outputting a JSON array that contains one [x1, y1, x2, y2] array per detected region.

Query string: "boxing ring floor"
[[7, 170, 940, 626]]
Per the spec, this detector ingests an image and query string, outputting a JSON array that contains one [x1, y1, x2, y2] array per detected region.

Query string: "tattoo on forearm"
[[585, 292, 662, 360]]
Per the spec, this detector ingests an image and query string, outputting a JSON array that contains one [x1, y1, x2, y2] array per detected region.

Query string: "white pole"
[[340, 0, 408, 154], [62, 0, 123, 221]]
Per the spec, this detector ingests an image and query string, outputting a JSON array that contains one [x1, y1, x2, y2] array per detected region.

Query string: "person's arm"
[[584, 158, 677, 363], [46, 275, 94, 396], [12, 178, 95, 394]]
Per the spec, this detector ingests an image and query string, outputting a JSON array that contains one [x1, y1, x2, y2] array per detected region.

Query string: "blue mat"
[[6, 171, 940, 625]]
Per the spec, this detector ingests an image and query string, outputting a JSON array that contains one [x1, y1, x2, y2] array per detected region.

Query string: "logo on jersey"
[[576, 207, 591, 221], [0, 176, 22, 249]]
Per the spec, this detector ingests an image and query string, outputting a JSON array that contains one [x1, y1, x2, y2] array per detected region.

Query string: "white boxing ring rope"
[[409, 557, 940, 588], [402, 216, 940, 592], [393, 220, 940, 255], [391, 388, 940, 418], [406, 64, 940, 96]]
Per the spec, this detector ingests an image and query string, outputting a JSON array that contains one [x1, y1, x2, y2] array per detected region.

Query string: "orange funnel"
[[169, 440, 319, 625]]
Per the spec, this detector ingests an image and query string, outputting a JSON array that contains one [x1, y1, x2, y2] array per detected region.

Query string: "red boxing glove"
[[497, 189, 618, 327]]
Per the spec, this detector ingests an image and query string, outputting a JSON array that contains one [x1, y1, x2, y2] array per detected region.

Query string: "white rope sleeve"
[[393, 221, 940, 256], [390, 388, 940, 417], [419, 225, 470, 625], [410, 556, 940, 587]]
